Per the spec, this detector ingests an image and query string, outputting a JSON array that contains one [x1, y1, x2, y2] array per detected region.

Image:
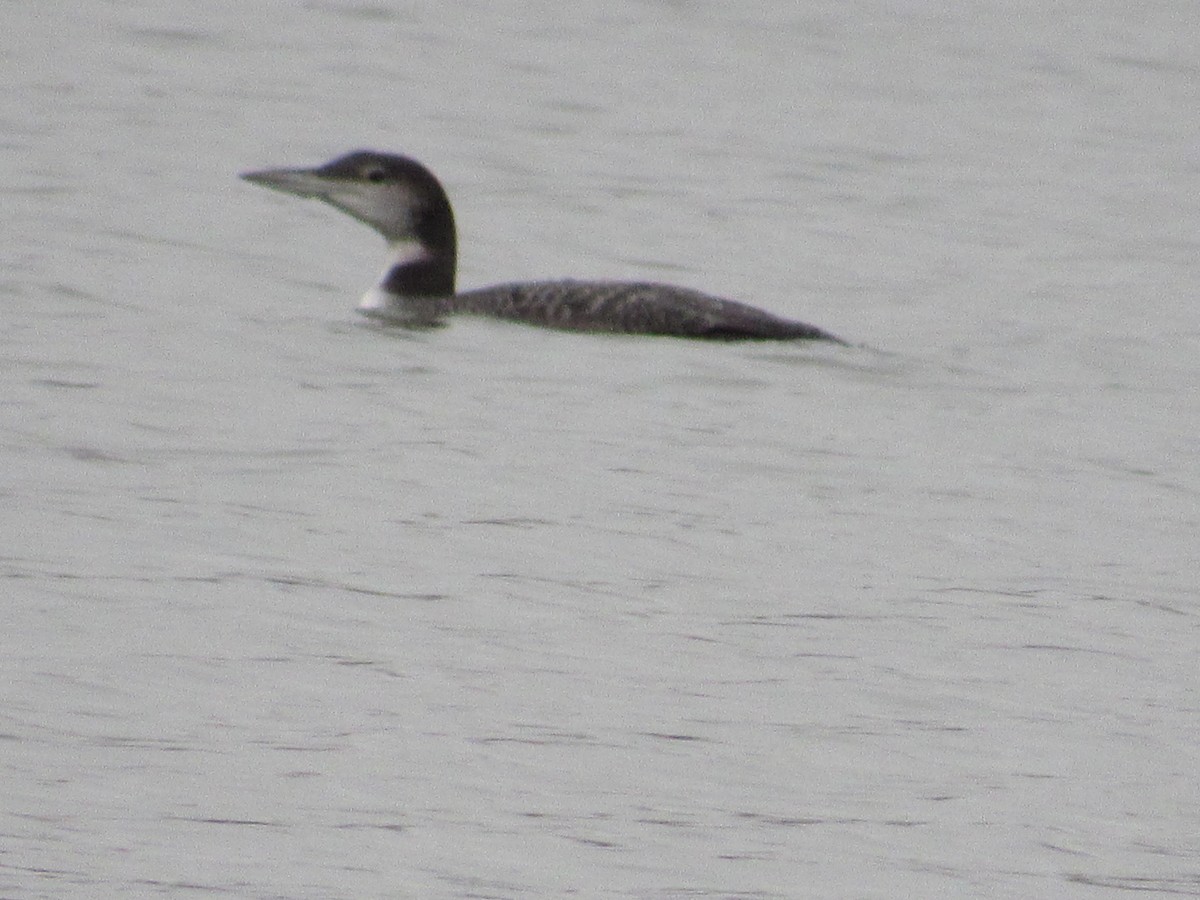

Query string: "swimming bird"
[[241, 150, 844, 342]]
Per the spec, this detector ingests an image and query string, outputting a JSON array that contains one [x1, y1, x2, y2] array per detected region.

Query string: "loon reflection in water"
[[241, 150, 845, 343]]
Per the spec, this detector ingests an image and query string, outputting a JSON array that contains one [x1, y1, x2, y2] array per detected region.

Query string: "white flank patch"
[[357, 285, 396, 314]]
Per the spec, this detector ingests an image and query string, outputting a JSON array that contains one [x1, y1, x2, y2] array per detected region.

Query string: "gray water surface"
[[3, 1, 1199, 897]]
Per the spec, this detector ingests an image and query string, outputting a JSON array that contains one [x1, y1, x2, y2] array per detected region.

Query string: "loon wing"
[[454, 280, 841, 342]]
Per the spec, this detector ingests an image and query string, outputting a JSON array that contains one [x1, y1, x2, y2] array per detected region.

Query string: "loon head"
[[241, 150, 458, 303]]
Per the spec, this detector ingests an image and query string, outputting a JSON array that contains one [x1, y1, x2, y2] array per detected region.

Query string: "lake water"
[[3, 1, 1199, 897]]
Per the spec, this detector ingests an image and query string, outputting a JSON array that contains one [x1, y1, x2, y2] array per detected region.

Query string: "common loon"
[[241, 150, 845, 343]]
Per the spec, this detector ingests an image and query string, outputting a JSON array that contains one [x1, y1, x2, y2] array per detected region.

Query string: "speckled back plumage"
[[454, 280, 839, 340]]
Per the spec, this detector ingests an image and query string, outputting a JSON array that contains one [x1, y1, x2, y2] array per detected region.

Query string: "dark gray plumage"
[[241, 150, 845, 343]]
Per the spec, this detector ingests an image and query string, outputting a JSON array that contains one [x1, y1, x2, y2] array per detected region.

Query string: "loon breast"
[[240, 150, 846, 344]]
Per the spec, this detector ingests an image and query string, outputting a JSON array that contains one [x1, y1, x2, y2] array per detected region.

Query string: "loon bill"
[[240, 150, 846, 343]]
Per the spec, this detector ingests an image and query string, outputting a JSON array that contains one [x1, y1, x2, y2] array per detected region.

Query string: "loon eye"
[[363, 167, 388, 183]]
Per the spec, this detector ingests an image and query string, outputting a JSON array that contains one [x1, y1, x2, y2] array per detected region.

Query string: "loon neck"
[[377, 239, 456, 297], [381, 249, 455, 298], [358, 239, 456, 324], [380, 177, 458, 297]]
